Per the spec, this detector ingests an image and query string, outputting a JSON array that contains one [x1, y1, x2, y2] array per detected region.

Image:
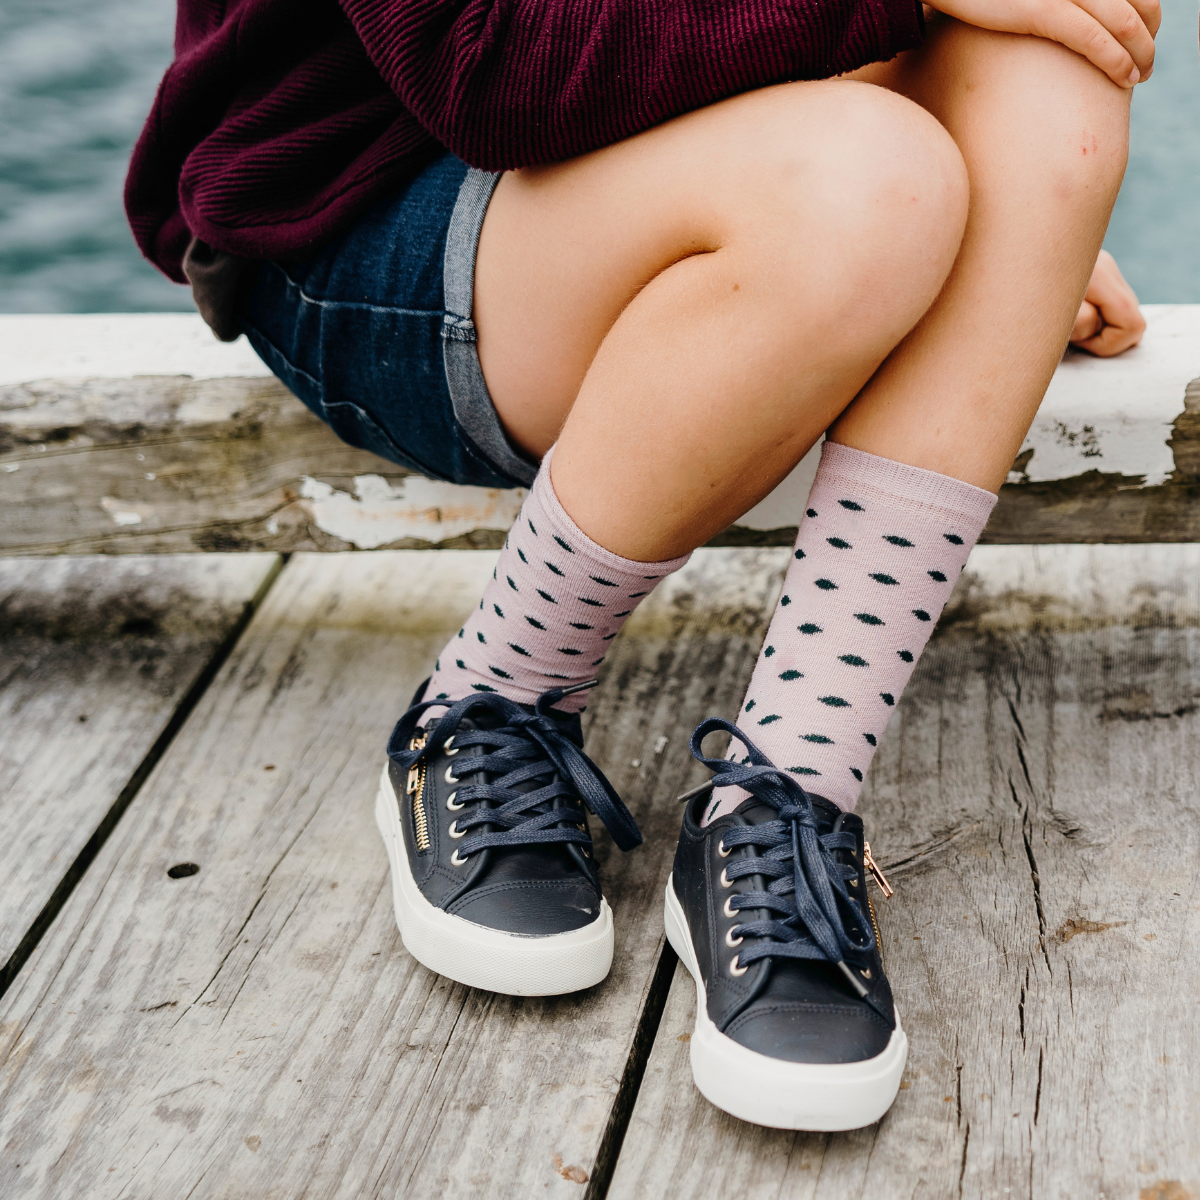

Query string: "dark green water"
[[1, 0, 1197, 312]]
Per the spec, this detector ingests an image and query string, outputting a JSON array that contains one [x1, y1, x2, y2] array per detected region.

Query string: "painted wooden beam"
[[2, 308, 1198, 554]]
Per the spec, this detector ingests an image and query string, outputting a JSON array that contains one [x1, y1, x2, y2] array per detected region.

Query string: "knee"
[[816, 83, 970, 249], [1044, 92, 1129, 215], [747, 82, 969, 303], [939, 22, 1130, 212]]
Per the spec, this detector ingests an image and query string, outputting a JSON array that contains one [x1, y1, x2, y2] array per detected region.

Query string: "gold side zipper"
[[863, 841, 894, 898], [862, 841, 892, 963], [866, 893, 883, 962], [406, 733, 430, 852]]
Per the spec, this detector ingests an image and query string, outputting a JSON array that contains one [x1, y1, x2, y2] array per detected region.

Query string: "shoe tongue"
[[428, 697, 584, 744], [733, 790, 843, 832]]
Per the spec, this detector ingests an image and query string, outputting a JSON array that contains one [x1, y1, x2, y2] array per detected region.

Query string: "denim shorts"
[[240, 152, 537, 489]]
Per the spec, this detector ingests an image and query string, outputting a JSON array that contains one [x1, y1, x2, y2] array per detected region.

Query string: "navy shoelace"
[[686, 718, 876, 999], [386, 683, 643, 856]]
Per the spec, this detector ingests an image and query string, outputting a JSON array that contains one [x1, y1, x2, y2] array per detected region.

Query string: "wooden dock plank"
[[0, 547, 785, 1199], [609, 545, 1200, 1200], [0, 554, 279, 981], [4, 308, 1200, 554]]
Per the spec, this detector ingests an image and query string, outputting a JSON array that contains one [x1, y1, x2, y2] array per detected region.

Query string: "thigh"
[[474, 78, 953, 458]]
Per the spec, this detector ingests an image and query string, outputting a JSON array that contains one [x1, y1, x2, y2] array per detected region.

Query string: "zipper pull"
[[863, 841, 894, 898], [406, 733, 427, 795]]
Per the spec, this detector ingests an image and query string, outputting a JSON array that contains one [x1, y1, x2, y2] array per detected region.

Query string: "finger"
[[1074, 0, 1156, 78], [1071, 300, 1104, 343], [1091, 286, 1145, 338], [1034, 1, 1140, 86], [1127, 0, 1161, 39], [1086, 268, 1145, 337], [1073, 320, 1143, 356]]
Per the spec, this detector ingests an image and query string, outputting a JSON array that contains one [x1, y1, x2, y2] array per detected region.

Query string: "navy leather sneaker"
[[376, 680, 641, 996], [664, 718, 907, 1130]]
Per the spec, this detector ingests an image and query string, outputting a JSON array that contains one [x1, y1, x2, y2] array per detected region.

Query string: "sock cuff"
[[534, 447, 693, 576], [818, 441, 997, 532]]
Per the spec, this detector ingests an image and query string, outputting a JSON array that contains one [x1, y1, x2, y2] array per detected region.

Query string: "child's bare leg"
[[476, 82, 969, 561], [837, 18, 1131, 489], [715, 25, 1132, 816]]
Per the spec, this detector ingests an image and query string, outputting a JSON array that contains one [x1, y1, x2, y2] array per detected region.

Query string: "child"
[[128, 0, 1152, 1131]]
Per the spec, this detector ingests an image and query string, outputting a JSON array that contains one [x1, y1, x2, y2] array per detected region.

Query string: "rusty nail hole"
[[167, 863, 200, 879]]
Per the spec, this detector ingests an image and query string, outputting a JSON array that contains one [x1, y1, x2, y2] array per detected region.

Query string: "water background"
[[1, 0, 1198, 312]]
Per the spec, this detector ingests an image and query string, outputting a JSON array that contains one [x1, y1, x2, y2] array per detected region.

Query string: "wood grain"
[[0, 554, 278, 977], [0, 547, 785, 1199], [0, 376, 425, 554], [9, 374, 1200, 554], [609, 545, 1200, 1200]]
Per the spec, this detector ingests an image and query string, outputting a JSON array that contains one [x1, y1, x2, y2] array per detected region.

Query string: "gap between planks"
[[0, 547, 785, 1200], [0, 553, 283, 997], [609, 544, 1200, 1200]]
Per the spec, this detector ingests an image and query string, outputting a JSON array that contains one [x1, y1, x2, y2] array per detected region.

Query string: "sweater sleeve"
[[338, 0, 924, 171]]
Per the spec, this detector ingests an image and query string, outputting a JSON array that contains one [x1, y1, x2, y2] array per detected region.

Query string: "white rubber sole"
[[374, 766, 614, 996], [664, 874, 908, 1130]]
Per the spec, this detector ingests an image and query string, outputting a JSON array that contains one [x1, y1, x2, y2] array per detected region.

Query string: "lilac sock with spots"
[[703, 441, 996, 823], [427, 451, 691, 714]]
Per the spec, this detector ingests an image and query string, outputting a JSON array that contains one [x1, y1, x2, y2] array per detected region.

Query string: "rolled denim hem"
[[442, 168, 537, 488]]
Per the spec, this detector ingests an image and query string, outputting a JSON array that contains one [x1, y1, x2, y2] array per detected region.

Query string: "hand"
[[925, 0, 1159, 88], [1069, 249, 1146, 356]]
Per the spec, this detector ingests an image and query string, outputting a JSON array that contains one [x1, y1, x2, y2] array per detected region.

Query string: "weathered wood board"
[[0, 547, 785, 1199], [609, 544, 1200, 1200], [0, 554, 279, 987], [0, 376, 455, 555], [3, 308, 1199, 554]]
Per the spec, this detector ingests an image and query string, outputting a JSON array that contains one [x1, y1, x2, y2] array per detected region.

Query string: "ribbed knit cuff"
[[541, 446, 693, 575], [819, 441, 998, 530]]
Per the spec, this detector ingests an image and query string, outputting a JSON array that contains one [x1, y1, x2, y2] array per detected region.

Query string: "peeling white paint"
[[299, 474, 527, 549], [8, 306, 1198, 552], [1018, 304, 1200, 486], [100, 497, 149, 526]]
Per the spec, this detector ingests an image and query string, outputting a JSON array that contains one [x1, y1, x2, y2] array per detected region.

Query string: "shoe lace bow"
[[387, 686, 642, 855]]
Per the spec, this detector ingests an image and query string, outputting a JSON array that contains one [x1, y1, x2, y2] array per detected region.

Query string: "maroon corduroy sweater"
[[125, 0, 924, 284]]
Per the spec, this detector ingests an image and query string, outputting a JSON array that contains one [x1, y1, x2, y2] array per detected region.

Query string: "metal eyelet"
[[725, 928, 743, 949], [719, 867, 733, 888], [729, 955, 748, 977], [444, 765, 458, 785], [448, 820, 465, 839], [446, 791, 463, 811], [717, 840, 731, 858], [443, 737, 459, 756], [860, 967, 872, 980], [450, 849, 469, 866], [849, 877, 859, 888], [723, 896, 737, 919]]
